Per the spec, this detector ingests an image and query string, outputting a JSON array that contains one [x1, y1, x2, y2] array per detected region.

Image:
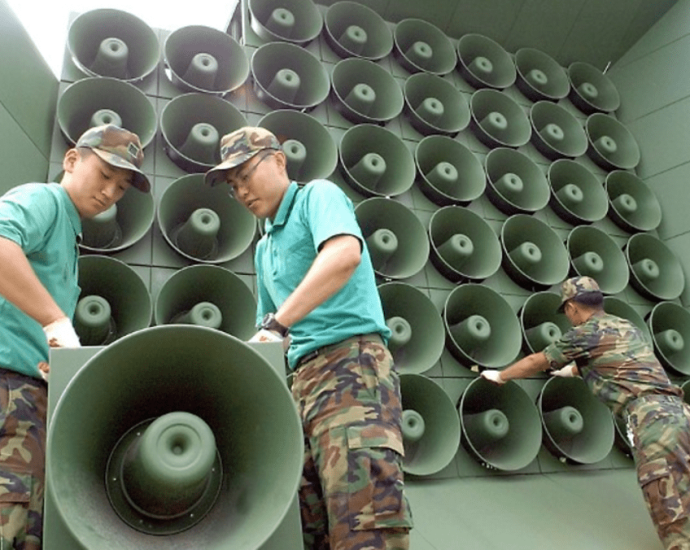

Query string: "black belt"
[[295, 348, 320, 369]]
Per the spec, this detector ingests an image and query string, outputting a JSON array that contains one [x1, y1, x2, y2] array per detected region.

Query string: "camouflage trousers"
[[291, 334, 413, 550], [626, 394, 690, 550]]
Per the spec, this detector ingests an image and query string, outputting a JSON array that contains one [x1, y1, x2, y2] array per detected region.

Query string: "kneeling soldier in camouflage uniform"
[[481, 276, 690, 550]]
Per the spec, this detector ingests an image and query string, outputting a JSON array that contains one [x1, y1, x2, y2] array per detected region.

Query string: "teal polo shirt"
[[255, 180, 391, 369], [0, 183, 82, 378]]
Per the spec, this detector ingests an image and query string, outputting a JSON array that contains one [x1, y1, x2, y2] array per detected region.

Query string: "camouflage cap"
[[557, 276, 601, 312], [204, 126, 282, 187], [76, 124, 150, 193]]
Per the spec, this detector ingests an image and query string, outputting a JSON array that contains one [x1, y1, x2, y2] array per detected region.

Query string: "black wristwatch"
[[261, 313, 289, 338]]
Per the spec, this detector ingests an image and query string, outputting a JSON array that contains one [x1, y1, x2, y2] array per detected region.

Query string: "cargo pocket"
[[637, 457, 684, 528], [0, 471, 31, 544]]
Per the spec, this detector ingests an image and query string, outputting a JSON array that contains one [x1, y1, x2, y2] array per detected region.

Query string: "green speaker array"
[[378, 282, 445, 375], [567, 61, 621, 115], [485, 148, 550, 215], [547, 159, 609, 225], [415, 135, 485, 206], [157, 174, 256, 264], [76, 255, 152, 346], [459, 377, 542, 471], [258, 110, 338, 183], [248, 0, 323, 45], [456, 33, 517, 90], [647, 301, 690, 376], [163, 26, 249, 95], [323, 1, 393, 60], [538, 377, 615, 464], [392, 18, 457, 75], [529, 101, 588, 160], [66, 8, 160, 82], [585, 113, 641, 171], [469, 89, 532, 149], [519, 291, 570, 355], [605, 170, 662, 233], [603, 296, 653, 344], [514, 48, 570, 102], [625, 233, 685, 302]]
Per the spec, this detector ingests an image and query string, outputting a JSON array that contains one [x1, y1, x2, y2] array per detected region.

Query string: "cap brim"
[[92, 149, 150, 193]]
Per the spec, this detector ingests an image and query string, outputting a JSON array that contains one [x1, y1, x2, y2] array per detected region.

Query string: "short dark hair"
[[572, 291, 604, 309]]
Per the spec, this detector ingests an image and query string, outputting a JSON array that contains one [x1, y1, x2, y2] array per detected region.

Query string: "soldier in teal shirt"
[[0, 124, 150, 549], [206, 127, 412, 550]]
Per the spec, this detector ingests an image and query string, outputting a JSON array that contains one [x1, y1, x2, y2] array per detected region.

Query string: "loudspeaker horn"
[[647, 301, 690, 376], [258, 110, 338, 183], [519, 291, 571, 355], [248, 0, 323, 45], [538, 376, 615, 464], [415, 135, 485, 206], [47, 325, 303, 547], [339, 124, 416, 197], [501, 214, 570, 290], [403, 72, 471, 137], [457, 33, 517, 90], [428, 206, 502, 282], [603, 296, 653, 345], [157, 174, 256, 264], [66, 8, 159, 82], [459, 377, 542, 471], [443, 284, 522, 369], [154, 265, 257, 340], [323, 1, 394, 60], [354, 197, 429, 280], [331, 58, 404, 124], [160, 93, 247, 173], [605, 170, 662, 233], [400, 374, 461, 476], [567, 61, 621, 115], [57, 77, 157, 148], [251, 42, 330, 111], [378, 283, 445, 375], [485, 148, 550, 215], [547, 159, 608, 225], [514, 47, 570, 102], [625, 233, 685, 302], [585, 113, 641, 171], [529, 101, 588, 160], [75, 255, 152, 346], [469, 89, 532, 149], [163, 25, 249, 95], [392, 18, 457, 75], [566, 225, 629, 295]]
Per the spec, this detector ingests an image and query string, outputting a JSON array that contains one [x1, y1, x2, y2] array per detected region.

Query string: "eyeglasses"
[[227, 151, 272, 198]]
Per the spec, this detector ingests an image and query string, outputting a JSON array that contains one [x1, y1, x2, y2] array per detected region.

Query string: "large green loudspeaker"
[[539, 376, 615, 464], [251, 42, 330, 111], [258, 110, 337, 183], [443, 284, 522, 369], [585, 113, 641, 171], [457, 34, 516, 90], [57, 77, 157, 148], [47, 325, 303, 547], [566, 226, 629, 295], [603, 296, 653, 344], [647, 301, 690, 376], [519, 291, 570, 355], [400, 374, 461, 476], [76, 255, 152, 346], [459, 377, 542, 471], [340, 124, 416, 197], [67, 8, 159, 82], [529, 101, 588, 160], [485, 148, 550, 215], [605, 170, 662, 233], [331, 58, 404, 124], [501, 214, 570, 290], [567, 61, 621, 115], [403, 72, 470, 137], [248, 0, 322, 45], [547, 159, 608, 225], [415, 135, 485, 206], [469, 89, 532, 149], [160, 93, 247, 173], [324, 1, 393, 60], [378, 282, 445, 375], [392, 18, 457, 75], [428, 206, 502, 282], [514, 48, 570, 102], [158, 174, 256, 264], [163, 26, 249, 95], [625, 233, 685, 302], [355, 197, 429, 280], [154, 265, 257, 340]]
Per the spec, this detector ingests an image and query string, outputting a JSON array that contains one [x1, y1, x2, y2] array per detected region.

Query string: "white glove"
[[550, 364, 578, 378], [480, 370, 505, 385], [249, 328, 284, 343], [43, 317, 81, 348]]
